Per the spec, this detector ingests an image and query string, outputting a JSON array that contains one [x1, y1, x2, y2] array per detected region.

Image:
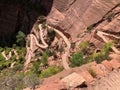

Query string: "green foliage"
[[105, 12, 114, 22], [0, 53, 5, 61], [16, 31, 26, 47], [71, 42, 75, 49], [87, 24, 95, 31], [0, 69, 41, 90], [23, 73, 40, 88], [59, 46, 64, 53], [31, 60, 41, 75], [0, 46, 25, 70], [0, 60, 13, 70], [47, 28, 55, 44], [45, 49, 53, 57], [42, 22, 47, 29], [88, 68, 97, 78], [0, 70, 24, 90], [87, 42, 113, 63], [12, 64, 24, 72], [0, 47, 4, 52], [38, 16, 45, 22], [41, 52, 48, 66], [4, 47, 12, 55], [79, 41, 89, 53], [101, 42, 113, 55], [34, 22, 39, 31], [70, 52, 85, 67], [39, 66, 63, 78]]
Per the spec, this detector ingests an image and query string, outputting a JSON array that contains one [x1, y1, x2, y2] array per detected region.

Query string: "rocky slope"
[[47, 0, 120, 42], [0, 0, 120, 90], [34, 58, 120, 90], [34, 0, 120, 90]]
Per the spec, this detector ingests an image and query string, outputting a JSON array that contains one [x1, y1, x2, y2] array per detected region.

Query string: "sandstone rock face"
[[61, 72, 85, 88], [47, 0, 120, 41]]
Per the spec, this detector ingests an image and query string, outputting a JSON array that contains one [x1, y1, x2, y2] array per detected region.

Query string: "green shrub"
[[0, 69, 41, 90], [23, 73, 40, 89], [79, 41, 89, 53], [88, 68, 97, 78], [87, 42, 113, 63], [0, 53, 5, 61], [31, 60, 41, 75], [5, 47, 12, 55], [16, 31, 26, 47], [38, 16, 45, 22], [101, 42, 113, 55], [41, 52, 48, 66], [0, 47, 4, 52], [70, 52, 85, 67], [71, 43, 75, 49], [34, 22, 39, 31], [0, 70, 24, 90], [42, 22, 47, 29], [39, 66, 62, 78], [12, 64, 24, 72], [47, 28, 55, 40], [87, 24, 96, 31], [105, 12, 114, 22]]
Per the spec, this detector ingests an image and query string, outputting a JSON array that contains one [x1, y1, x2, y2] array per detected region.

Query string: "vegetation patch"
[[70, 52, 85, 67], [39, 66, 63, 78]]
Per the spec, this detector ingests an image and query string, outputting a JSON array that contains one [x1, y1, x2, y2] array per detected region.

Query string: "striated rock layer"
[[47, 0, 120, 41]]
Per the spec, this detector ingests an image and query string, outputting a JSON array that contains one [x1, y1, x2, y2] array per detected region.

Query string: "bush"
[[47, 28, 55, 42], [41, 52, 48, 66], [0, 53, 5, 61], [90, 42, 113, 63], [70, 52, 85, 67], [42, 22, 47, 29], [34, 22, 39, 31], [16, 31, 26, 47], [87, 24, 96, 31], [12, 64, 24, 72], [0, 69, 41, 90], [31, 60, 41, 75], [23, 73, 40, 89], [88, 68, 97, 78], [39, 66, 62, 78], [79, 41, 89, 53], [101, 42, 113, 55], [0, 70, 24, 90], [4, 47, 12, 55]]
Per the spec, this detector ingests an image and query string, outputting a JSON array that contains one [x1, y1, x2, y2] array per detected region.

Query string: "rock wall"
[[47, 0, 120, 41]]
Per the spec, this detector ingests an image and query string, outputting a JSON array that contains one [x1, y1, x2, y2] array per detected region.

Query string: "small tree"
[[41, 52, 48, 66], [70, 52, 85, 67], [16, 31, 26, 47]]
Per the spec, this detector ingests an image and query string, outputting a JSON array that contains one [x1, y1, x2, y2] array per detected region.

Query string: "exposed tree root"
[[96, 30, 120, 54]]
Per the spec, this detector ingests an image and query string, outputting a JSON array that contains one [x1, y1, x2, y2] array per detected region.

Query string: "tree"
[[70, 52, 85, 67], [16, 31, 26, 47]]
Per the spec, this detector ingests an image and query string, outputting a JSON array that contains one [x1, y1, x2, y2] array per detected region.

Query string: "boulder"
[[61, 72, 85, 88]]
